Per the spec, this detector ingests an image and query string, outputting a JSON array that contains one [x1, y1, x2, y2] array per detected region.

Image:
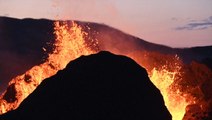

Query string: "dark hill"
[[0, 51, 171, 120]]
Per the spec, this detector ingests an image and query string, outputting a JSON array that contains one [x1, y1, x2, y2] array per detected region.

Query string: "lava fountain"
[[0, 21, 96, 114], [128, 53, 196, 120], [0, 21, 196, 120], [149, 66, 195, 120]]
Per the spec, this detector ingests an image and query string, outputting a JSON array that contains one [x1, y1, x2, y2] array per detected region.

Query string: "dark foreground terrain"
[[0, 51, 171, 120]]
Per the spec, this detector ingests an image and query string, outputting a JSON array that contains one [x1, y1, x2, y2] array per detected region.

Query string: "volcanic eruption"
[[0, 18, 212, 120]]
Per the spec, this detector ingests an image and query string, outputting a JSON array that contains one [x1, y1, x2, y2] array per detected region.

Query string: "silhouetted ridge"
[[0, 51, 171, 120]]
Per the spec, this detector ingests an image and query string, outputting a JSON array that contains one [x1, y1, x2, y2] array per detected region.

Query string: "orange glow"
[[149, 66, 195, 120], [0, 21, 96, 114], [128, 53, 196, 120]]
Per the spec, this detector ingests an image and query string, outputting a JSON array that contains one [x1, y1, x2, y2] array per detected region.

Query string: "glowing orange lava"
[[128, 53, 196, 120], [149, 66, 195, 120], [0, 21, 96, 114]]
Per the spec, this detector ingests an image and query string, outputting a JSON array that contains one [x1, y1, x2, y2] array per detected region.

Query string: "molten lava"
[[149, 66, 195, 120], [0, 21, 96, 114], [0, 21, 198, 120], [128, 53, 196, 120]]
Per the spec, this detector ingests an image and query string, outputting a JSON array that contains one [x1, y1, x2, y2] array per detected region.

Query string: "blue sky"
[[0, 0, 212, 47]]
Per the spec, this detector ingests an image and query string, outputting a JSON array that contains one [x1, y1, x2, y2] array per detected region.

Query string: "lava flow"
[[0, 21, 196, 120], [0, 21, 96, 114]]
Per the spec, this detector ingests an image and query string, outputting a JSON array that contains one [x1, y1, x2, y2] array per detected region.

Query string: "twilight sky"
[[0, 0, 212, 47]]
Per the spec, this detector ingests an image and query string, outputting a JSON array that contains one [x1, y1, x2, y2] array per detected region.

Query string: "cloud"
[[175, 16, 212, 30]]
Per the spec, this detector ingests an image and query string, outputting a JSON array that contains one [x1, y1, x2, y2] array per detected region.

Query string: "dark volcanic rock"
[[0, 52, 171, 119], [2, 83, 17, 103]]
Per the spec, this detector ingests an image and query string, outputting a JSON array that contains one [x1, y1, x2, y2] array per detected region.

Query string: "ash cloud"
[[176, 16, 212, 30]]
